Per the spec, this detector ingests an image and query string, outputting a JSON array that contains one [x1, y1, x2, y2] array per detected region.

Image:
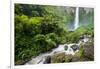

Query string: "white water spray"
[[74, 7, 79, 30]]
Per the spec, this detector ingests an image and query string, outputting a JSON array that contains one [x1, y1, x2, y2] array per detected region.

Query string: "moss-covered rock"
[[74, 39, 94, 61], [82, 41, 94, 61], [51, 52, 66, 63], [65, 55, 73, 62]]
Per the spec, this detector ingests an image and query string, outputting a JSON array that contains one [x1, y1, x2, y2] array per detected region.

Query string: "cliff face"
[[79, 8, 94, 27], [83, 8, 94, 14], [79, 8, 94, 15]]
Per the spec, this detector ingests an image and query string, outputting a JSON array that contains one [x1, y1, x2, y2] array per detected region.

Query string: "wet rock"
[[64, 45, 68, 50], [71, 44, 79, 52], [80, 35, 84, 39], [43, 56, 51, 64]]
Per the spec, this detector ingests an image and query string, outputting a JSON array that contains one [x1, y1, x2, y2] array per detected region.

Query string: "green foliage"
[[15, 4, 46, 17], [15, 14, 66, 65], [15, 4, 94, 65], [29, 17, 43, 25], [79, 46, 85, 58], [46, 33, 59, 43], [66, 26, 94, 43]]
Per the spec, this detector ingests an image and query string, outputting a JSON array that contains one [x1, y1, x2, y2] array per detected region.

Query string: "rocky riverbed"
[[25, 35, 94, 65]]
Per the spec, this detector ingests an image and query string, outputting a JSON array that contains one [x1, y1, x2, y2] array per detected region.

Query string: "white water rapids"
[[25, 35, 90, 65]]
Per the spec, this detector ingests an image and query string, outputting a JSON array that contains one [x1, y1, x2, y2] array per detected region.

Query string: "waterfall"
[[74, 7, 79, 30]]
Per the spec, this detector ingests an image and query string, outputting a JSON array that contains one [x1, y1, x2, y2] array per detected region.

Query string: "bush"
[[66, 27, 93, 43]]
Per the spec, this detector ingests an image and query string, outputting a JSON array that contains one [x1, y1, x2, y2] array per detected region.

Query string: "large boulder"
[[65, 55, 73, 62], [43, 56, 51, 64], [73, 40, 94, 61], [82, 41, 94, 60], [71, 44, 79, 52], [64, 45, 68, 50], [51, 52, 66, 63]]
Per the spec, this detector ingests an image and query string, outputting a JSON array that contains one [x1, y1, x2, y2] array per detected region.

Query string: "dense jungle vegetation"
[[15, 4, 94, 65]]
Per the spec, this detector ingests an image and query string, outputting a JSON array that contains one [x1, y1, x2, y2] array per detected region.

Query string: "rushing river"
[[25, 35, 90, 65]]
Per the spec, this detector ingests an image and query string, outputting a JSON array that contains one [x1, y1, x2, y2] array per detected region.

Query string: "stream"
[[25, 35, 90, 65]]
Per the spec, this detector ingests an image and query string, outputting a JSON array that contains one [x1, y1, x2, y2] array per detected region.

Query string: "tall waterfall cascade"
[[74, 7, 79, 30]]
